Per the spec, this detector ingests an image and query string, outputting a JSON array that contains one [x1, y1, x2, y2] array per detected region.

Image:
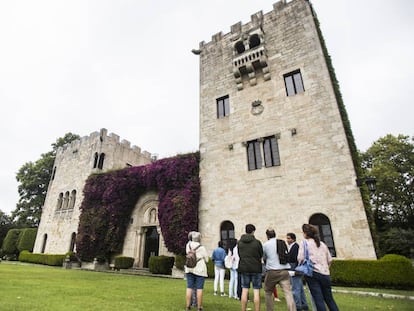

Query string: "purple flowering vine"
[[76, 152, 200, 261]]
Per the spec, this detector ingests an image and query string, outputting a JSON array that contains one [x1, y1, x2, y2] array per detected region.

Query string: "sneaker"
[[214, 291, 217, 296], [221, 292, 226, 296], [274, 297, 281, 302]]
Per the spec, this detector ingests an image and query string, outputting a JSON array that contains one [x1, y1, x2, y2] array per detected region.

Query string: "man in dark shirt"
[[238, 224, 263, 311]]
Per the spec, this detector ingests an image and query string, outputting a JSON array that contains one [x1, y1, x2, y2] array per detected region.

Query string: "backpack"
[[185, 244, 201, 268], [224, 250, 233, 269], [277, 239, 289, 265]]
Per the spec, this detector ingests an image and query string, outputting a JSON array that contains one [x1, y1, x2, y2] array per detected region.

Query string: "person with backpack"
[[262, 229, 295, 311], [185, 231, 209, 311], [212, 241, 227, 296]]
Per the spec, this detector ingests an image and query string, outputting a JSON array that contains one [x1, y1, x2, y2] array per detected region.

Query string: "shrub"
[[149, 256, 175, 275], [330, 255, 414, 289], [17, 228, 38, 252], [114, 256, 134, 269], [19, 250, 65, 266], [175, 255, 185, 270], [2, 229, 22, 256]]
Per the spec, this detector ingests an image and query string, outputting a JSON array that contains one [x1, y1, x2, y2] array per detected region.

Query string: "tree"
[[361, 134, 414, 231], [361, 134, 414, 257], [12, 133, 80, 227]]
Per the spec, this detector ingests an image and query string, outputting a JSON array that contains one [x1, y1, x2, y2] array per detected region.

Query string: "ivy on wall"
[[309, 4, 378, 253], [76, 152, 200, 262]]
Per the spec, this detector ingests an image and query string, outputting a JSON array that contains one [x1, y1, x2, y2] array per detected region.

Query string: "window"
[[247, 139, 262, 170], [284, 70, 304, 96], [98, 153, 105, 169], [309, 213, 337, 257], [216, 95, 230, 118], [235, 41, 245, 54], [69, 190, 76, 209], [93, 152, 99, 168], [41, 234, 47, 254], [249, 34, 261, 49], [62, 191, 70, 209], [56, 193, 63, 210], [51, 166, 57, 180], [220, 221, 237, 251], [263, 136, 281, 167], [247, 135, 281, 170]]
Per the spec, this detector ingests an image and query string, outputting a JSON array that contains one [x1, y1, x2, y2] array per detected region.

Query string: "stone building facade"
[[197, 0, 376, 259], [34, 0, 377, 264], [33, 129, 154, 256]]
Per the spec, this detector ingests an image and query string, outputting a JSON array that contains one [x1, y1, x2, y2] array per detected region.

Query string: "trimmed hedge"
[[19, 250, 66, 266], [331, 254, 414, 289], [149, 256, 175, 275], [114, 256, 134, 269], [17, 228, 38, 252], [2, 229, 22, 256]]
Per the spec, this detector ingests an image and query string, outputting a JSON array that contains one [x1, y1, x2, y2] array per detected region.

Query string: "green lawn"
[[0, 262, 413, 310]]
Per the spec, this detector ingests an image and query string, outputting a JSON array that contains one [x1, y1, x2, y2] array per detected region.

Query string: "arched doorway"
[[309, 213, 337, 257], [143, 226, 159, 267], [220, 221, 237, 251]]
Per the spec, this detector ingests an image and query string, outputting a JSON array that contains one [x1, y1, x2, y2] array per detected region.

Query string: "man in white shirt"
[[263, 229, 295, 311]]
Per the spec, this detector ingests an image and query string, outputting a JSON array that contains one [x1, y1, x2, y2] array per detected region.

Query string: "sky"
[[0, 0, 413, 215]]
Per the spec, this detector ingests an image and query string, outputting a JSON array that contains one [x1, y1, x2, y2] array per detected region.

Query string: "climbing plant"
[[76, 152, 200, 261]]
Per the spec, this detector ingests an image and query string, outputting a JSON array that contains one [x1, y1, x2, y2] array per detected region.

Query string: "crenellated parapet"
[[55, 128, 153, 163], [196, 0, 293, 90]]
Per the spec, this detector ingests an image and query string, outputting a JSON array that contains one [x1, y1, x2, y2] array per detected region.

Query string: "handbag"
[[295, 240, 313, 277]]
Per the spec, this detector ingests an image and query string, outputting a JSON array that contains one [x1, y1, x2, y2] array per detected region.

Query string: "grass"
[[0, 262, 413, 311]]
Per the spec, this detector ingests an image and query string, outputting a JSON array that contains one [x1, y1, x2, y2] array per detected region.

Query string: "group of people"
[[184, 224, 339, 311]]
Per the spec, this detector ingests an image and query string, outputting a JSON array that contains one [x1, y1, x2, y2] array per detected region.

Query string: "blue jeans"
[[291, 275, 309, 310], [240, 272, 262, 289], [305, 272, 338, 311]]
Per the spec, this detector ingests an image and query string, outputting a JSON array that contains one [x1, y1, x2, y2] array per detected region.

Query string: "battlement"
[[198, 0, 293, 49], [56, 128, 153, 161]]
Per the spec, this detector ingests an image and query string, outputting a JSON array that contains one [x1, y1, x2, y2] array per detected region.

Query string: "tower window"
[[247, 139, 262, 170], [235, 41, 245, 54], [263, 136, 281, 167], [246, 135, 281, 170], [216, 95, 230, 118], [98, 153, 105, 169], [284, 70, 305, 96], [249, 34, 261, 49]]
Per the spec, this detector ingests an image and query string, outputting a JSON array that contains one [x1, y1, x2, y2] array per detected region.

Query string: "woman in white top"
[[185, 231, 209, 311], [298, 224, 339, 311]]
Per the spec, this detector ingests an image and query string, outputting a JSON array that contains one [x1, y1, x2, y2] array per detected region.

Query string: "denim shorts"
[[240, 272, 262, 289], [186, 273, 205, 289]]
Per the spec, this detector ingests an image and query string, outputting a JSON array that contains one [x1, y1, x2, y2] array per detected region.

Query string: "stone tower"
[[197, 0, 376, 259], [33, 129, 153, 254]]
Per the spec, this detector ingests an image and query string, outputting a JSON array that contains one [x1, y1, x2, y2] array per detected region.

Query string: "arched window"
[[69, 232, 76, 252], [41, 234, 48, 254], [98, 153, 105, 169], [309, 213, 337, 257], [249, 34, 261, 49], [69, 190, 76, 209], [220, 221, 236, 251], [235, 41, 245, 54], [62, 191, 70, 209], [56, 193, 63, 210], [93, 152, 99, 168]]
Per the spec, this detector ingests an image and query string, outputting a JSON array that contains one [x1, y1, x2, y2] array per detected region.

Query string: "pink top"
[[297, 238, 332, 275]]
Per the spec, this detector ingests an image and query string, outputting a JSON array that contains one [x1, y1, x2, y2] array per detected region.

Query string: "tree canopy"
[[12, 133, 80, 227], [360, 134, 414, 258]]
